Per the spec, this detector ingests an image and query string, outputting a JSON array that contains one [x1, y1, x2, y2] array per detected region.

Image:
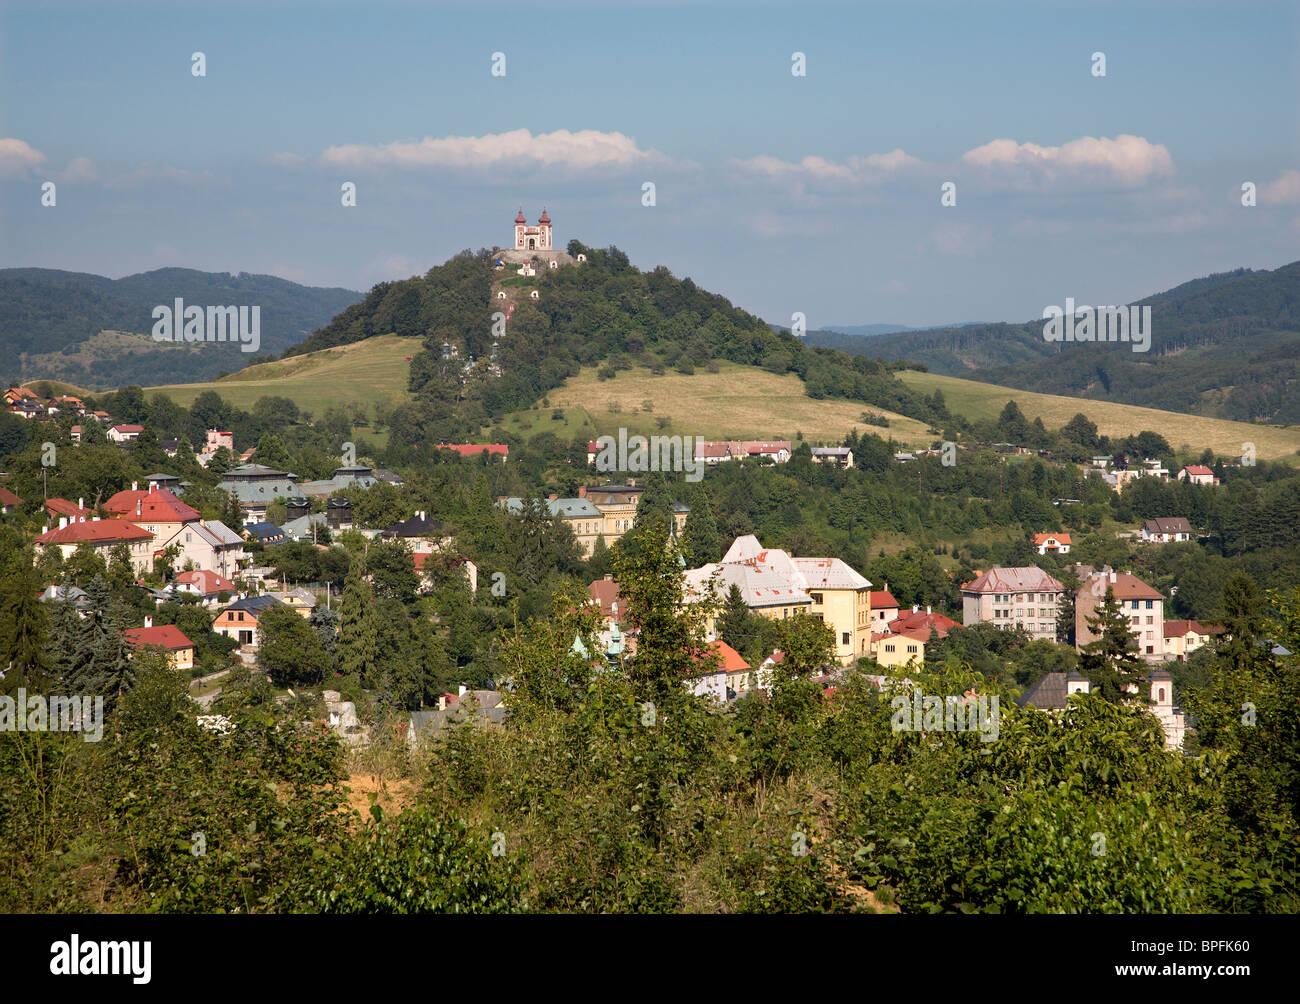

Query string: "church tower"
[[513, 208, 553, 251]]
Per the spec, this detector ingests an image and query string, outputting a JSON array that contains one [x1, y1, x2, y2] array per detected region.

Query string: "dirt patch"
[[342, 773, 417, 821]]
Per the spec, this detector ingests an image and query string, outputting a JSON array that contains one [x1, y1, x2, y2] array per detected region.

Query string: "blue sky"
[[2, 0, 1297, 329]]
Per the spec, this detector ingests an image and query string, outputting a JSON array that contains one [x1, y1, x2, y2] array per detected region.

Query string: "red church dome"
[[514, 208, 526, 224], [538, 208, 550, 224]]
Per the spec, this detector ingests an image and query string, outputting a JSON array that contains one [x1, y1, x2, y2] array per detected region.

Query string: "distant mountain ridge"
[[806, 263, 1300, 424], [1, 267, 363, 388]]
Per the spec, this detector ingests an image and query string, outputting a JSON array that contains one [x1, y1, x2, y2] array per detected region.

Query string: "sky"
[[2, 0, 1298, 330]]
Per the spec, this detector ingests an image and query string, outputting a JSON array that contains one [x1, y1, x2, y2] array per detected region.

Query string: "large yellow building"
[[683, 535, 872, 665], [501, 483, 689, 558]]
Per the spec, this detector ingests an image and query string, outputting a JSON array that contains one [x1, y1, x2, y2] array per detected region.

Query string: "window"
[[1146, 616, 1153, 625], [841, 632, 850, 646], [1158, 687, 1166, 702], [1145, 600, 1153, 609], [885, 644, 895, 653], [907, 645, 918, 654]]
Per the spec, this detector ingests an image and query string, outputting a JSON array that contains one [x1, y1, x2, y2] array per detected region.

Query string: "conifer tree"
[[337, 563, 380, 684], [1079, 586, 1145, 703], [0, 560, 51, 693], [683, 483, 722, 566]]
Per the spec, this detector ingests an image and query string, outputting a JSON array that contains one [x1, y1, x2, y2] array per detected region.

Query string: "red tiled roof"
[[588, 578, 623, 618], [869, 590, 899, 609], [175, 569, 235, 595], [125, 624, 194, 651], [962, 566, 1064, 594], [36, 519, 152, 544], [706, 640, 751, 673], [105, 487, 200, 523], [437, 444, 508, 457], [45, 498, 90, 519], [1164, 619, 1224, 638], [1182, 465, 1214, 476], [888, 609, 959, 639], [112, 424, 144, 433], [1086, 572, 1163, 602], [0, 486, 21, 506], [1032, 532, 1072, 546]]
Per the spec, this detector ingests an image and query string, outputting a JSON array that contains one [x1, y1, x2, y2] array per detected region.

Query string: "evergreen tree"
[[718, 583, 752, 658], [586, 534, 613, 580], [337, 563, 380, 683], [1079, 587, 1145, 703], [683, 483, 721, 566], [619, 473, 675, 560], [0, 560, 51, 692]]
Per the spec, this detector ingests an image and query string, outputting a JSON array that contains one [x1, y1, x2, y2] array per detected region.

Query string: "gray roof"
[[1017, 672, 1069, 709], [501, 496, 603, 519]]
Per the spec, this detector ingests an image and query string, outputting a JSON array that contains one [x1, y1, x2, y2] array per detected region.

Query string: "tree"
[[1079, 587, 1145, 703], [259, 604, 333, 687], [682, 484, 721, 566], [337, 564, 380, 683], [0, 560, 50, 692]]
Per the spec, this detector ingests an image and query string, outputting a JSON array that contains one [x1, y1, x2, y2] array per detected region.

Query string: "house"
[[0, 486, 21, 514], [38, 584, 92, 611], [44, 497, 91, 522], [588, 576, 623, 621], [107, 424, 144, 444], [406, 689, 508, 748], [684, 534, 872, 664], [381, 510, 451, 554], [213, 594, 284, 651], [6, 399, 44, 420], [265, 587, 317, 618], [888, 605, 959, 641], [870, 628, 927, 668], [281, 511, 328, 542], [1141, 517, 1193, 543], [1075, 567, 1166, 662], [961, 566, 1065, 642], [500, 484, 689, 558], [691, 640, 750, 702], [1032, 532, 1072, 555], [125, 617, 195, 672], [868, 589, 900, 629], [436, 443, 508, 460], [34, 518, 155, 574], [1177, 465, 1219, 486], [205, 429, 234, 453], [216, 465, 301, 522], [373, 467, 406, 486], [179, 520, 248, 577], [811, 447, 854, 469], [174, 569, 237, 606], [1017, 669, 1188, 751], [245, 522, 287, 547], [145, 473, 182, 493], [1163, 619, 1222, 662], [297, 464, 379, 498], [105, 484, 243, 575]]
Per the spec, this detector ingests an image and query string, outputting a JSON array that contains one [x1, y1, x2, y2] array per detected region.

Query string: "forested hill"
[[287, 243, 953, 444], [807, 262, 1300, 424], [1, 267, 362, 388]]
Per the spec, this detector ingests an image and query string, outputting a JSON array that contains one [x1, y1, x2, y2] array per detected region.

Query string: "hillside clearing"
[[897, 370, 1300, 462]]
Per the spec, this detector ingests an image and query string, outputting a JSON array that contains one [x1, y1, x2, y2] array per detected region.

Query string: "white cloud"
[[315, 128, 667, 173], [1261, 169, 1300, 205], [0, 137, 47, 179], [925, 220, 992, 256], [59, 157, 98, 183], [732, 148, 922, 185], [961, 134, 1173, 188]]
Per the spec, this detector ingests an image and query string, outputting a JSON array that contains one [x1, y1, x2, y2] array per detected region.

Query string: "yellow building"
[[869, 629, 926, 668], [683, 535, 872, 666], [502, 484, 689, 558]]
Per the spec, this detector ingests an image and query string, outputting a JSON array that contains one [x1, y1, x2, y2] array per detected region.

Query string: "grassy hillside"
[[513, 362, 939, 446], [146, 334, 417, 413], [897, 370, 1300, 461]]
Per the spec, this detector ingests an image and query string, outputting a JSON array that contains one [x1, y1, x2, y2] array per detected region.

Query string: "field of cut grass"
[[146, 335, 419, 415], [897, 370, 1300, 462], [533, 362, 941, 446]]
